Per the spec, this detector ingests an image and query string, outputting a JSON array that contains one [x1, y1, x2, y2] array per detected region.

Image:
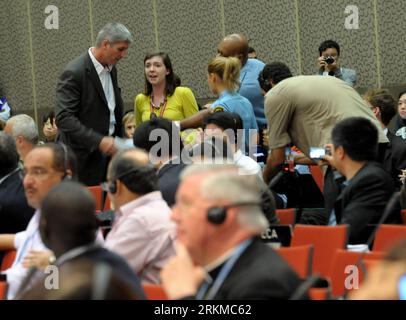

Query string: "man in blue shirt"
[[217, 34, 266, 128]]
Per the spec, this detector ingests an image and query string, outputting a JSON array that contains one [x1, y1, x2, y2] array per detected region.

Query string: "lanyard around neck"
[[150, 94, 168, 118], [196, 238, 252, 300]]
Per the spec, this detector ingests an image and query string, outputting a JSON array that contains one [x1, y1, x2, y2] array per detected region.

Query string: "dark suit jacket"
[[0, 170, 35, 265], [66, 247, 145, 299], [334, 162, 399, 244], [157, 161, 187, 207], [202, 238, 302, 299], [20, 246, 145, 299], [0, 170, 35, 234], [383, 130, 406, 190], [55, 51, 124, 186]]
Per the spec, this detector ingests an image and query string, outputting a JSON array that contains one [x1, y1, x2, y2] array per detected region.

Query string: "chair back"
[[277, 245, 313, 279], [372, 224, 406, 252], [0, 250, 16, 271], [291, 225, 348, 278], [87, 185, 104, 211], [276, 208, 296, 225], [142, 284, 168, 300]]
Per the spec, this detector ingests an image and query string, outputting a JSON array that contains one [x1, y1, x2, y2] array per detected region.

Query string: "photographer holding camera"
[[316, 40, 357, 87]]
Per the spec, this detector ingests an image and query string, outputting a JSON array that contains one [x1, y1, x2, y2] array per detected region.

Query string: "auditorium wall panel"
[[30, 0, 91, 123], [377, 0, 406, 88], [156, 0, 223, 99], [0, 0, 34, 116], [298, 0, 378, 89], [223, 0, 300, 76]]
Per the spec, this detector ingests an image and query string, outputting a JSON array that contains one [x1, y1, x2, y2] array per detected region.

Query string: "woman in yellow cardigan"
[[135, 52, 199, 125]]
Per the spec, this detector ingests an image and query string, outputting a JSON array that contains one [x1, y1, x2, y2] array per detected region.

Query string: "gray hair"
[[95, 22, 133, 47], [181, 164, 269, 233], [0, 131, 19, 176], [7, 114, 38, 144]]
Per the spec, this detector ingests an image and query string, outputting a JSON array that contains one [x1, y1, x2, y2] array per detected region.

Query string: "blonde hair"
[[207, 56, 241, 92], [123, 112, 135, 126]]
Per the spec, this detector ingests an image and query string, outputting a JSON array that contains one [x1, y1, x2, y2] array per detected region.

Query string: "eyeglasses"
[[22, 167, 60, 179]]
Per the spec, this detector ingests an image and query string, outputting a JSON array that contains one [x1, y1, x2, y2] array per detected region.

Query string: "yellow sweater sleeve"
[[135, 94, 147, 125], [179, 87, 199, 118]]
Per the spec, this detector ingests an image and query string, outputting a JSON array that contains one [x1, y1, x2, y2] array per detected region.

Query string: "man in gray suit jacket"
[[56, 22, 132, 186]]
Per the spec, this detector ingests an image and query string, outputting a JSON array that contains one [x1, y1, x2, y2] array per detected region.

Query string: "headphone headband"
[[107, 164, 156, 194], [207, 202, 261, 225]]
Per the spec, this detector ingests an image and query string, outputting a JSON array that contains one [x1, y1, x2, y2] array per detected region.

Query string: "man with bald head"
[[103, 149, 176, 284], [217, 34, 266, 128]]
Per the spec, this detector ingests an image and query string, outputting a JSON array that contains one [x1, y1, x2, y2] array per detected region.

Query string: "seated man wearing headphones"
[[0, 143, 76, 299], [18, 181, 145, 300], [160, 164, 302, 300], [103, 149, 176, 284]]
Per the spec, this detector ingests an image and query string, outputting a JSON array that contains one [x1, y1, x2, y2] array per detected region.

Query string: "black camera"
[[324, 56, 335, 65]]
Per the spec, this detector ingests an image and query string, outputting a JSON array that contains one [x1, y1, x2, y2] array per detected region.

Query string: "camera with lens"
[[324, 56, 335, 65]]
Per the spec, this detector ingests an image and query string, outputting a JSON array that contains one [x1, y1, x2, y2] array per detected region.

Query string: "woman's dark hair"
[[42, 111, 55, 125], [398, 90, 406, 99], [143, 52, 176, 96], [395, 90, 406, 128]]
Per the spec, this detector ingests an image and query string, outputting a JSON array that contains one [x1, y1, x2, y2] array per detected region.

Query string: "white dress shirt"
[[233, 149, 262, 177], [88, 47, 116, 136], [4, 211, 48, 299]]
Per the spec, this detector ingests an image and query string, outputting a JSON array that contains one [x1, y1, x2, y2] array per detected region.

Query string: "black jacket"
[[199, 238, 302, 299], [0, 170, 35, 234], [334, 162, 400, 244], [56, 52, 124, 186]]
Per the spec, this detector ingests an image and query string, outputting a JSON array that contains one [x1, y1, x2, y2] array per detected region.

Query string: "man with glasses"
[[0, 143, 77, 299], [55, 22, 132, 186]]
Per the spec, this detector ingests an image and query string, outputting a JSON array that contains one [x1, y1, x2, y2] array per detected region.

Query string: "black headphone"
[[59, 143, 71, 180], [207, 202, 261, 225], [258, 70, 272, 93], [107, 165, 156, 194]]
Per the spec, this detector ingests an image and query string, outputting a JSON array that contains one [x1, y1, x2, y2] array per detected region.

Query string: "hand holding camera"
[[317, 55, 338, 72]]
